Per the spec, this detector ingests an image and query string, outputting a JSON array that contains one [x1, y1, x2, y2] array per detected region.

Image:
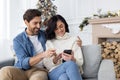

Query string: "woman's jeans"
[[48, 61, 82, 80]]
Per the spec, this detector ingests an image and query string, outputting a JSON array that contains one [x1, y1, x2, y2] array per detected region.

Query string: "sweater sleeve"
[[72, 37, 83, 67], [43, 41, 57, 70]]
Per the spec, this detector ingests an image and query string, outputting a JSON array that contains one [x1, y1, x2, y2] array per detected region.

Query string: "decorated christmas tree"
[[37, 0, 57, 27]]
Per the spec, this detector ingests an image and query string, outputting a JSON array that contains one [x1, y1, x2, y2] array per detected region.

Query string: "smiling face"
[[25, 16, 42, 35], [54, 20, 66, 37]]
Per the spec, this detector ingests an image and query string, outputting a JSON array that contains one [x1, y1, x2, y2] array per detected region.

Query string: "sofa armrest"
[[0, 58, 15, 68], [98, 59, 116, 80]]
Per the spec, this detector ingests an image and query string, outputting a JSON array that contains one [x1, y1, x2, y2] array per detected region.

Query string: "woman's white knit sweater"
[[43, 33, 83, 72]]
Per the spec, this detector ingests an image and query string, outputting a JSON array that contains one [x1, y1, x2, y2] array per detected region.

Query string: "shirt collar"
[[56, 32, 71, 40]]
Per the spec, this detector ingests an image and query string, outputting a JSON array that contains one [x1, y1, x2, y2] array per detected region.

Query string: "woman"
[[43, 15, 83, 80]]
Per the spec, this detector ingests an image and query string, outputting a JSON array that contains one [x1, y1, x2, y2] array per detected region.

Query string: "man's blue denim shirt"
[[13, 29, 46, 70]]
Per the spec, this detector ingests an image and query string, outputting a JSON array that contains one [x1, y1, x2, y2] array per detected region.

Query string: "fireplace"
[[89, 17, 120, 79]]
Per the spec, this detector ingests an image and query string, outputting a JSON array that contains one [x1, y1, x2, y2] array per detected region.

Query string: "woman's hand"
[[62, 51, 76, 62], [53, 53, 62, 64], [77, 36, 82, 47], [43, 49, 56, 58]]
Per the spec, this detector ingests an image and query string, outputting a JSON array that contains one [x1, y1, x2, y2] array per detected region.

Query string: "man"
[[0, 9, 55, 80], [0, 9, 82, 80]]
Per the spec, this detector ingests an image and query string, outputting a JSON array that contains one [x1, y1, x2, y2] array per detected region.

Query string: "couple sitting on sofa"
[[0, 9, 83, 80]]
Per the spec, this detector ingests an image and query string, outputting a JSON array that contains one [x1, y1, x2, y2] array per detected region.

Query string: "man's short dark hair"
[[23, 9, 41, 22]]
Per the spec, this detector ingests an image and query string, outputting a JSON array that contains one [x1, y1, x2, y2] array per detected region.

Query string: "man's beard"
[[33, 28, 40, 35]]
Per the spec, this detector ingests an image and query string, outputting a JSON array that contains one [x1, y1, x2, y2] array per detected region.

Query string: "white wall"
[[0, 0, 4, 40], [53, 0, 120, 45], [9, 0, 38, 41], [8, 0, 120, 45], [1, 0, 120, 60], [0, 0, 38, 60]]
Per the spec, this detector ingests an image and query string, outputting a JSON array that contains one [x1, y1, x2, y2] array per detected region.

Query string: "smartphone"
[[63, 50, 72, 54], [62, 49, 72, 63]]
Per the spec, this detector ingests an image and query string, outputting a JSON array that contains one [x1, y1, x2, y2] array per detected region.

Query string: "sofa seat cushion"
[[0, 58, 15, 68]]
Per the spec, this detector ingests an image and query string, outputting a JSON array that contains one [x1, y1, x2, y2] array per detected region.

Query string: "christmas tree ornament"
[[37, 0, 57, 28]]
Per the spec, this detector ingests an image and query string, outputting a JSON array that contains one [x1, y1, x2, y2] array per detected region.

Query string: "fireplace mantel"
[[89, 17, 120, 44], [89, 17, 120, 24]]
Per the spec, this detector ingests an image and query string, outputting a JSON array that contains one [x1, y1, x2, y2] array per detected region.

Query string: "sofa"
[[0, 44, 116, 80], [81, 45, 116, 80]]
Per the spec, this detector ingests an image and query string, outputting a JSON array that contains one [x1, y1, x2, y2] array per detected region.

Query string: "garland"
[[79, 9, 120, 31]]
